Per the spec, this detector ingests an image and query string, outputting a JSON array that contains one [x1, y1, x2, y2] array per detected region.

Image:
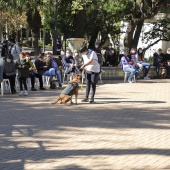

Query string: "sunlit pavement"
[[0, 79, 170, 170]]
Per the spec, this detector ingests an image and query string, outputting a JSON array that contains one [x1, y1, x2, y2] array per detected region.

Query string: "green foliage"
[[38, 40, 43, 46], [142, 18, 170, 50], [145, 56, 154, 66], [22, 40, 32, 47]]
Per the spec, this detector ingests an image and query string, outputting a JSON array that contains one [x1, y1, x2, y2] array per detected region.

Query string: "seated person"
[[153, 48, 167, 77], [46, 52, 63, 88], [130, 47, 143, 78], [0, 60, 3, 83], [136, 48, 151, 79], [103, 43, 117, 66], [73, 49, 83, 74], [62, 49, 75, 74], [35, 53, 56, 89], [93, 42, 103, 66], [121, 52, 136, 83], [165, 48, 170, 77], [3, 54, 16, 94], [25, 52, 46, 91]]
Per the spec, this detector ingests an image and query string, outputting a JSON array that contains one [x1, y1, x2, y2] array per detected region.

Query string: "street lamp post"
[[53, 0, 58, 55], [43, 17, 46, 53], [20, 25, 23, 47]]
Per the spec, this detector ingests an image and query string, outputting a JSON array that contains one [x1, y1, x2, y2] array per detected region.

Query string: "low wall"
[[100, 66, 157, 80]]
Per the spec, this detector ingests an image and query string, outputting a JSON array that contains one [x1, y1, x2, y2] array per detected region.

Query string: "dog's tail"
[[51, 98, 60, 105]]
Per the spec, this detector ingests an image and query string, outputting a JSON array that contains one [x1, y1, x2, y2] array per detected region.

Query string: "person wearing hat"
[[8, 38, 21, 60]]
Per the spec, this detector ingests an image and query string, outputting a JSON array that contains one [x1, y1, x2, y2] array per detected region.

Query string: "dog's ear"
[[77, 74, 82, 79]]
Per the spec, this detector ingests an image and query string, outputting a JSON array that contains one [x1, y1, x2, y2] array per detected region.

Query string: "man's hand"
[[80, 65, 85, 70]]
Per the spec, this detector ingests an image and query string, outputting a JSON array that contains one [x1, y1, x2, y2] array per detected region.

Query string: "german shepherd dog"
[[51, 74, 82, 105]]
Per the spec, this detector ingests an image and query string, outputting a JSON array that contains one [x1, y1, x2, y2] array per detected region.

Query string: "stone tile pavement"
[[0, 79, 170, 170]]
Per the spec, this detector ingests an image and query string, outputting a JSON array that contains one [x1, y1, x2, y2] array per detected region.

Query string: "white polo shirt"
[[82, 49, 100, 73]]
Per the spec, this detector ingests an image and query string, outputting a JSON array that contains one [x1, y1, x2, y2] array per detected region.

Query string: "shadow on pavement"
[[0, 87, 170, 169]]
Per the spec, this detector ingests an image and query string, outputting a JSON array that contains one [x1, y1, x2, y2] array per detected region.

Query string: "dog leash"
[[81, 69, 84, 91]]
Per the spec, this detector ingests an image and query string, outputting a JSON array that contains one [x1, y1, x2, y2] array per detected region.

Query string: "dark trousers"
[[3, 74, 16, 92], [29, 72, 43, 88], [85, 72, 99, 99], [19, 77, 27, 91]]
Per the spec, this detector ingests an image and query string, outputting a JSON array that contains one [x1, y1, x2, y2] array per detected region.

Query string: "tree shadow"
[[0, 90, 170, 169]]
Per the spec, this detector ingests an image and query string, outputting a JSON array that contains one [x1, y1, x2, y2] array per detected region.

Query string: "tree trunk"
[[72, 10, 86, 38], [133, 19, 144, 48], [26, 28, 29, 41], [88, 29, 99, 49], [0, 25, 3, 41], [124, 21, 137, 50], [33, 33, 39, 57], [26, 8, 41, 57]]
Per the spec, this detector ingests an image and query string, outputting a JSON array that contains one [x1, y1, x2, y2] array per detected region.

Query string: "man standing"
[[56, 38, 62, 55], [8, 38, 21, 60]]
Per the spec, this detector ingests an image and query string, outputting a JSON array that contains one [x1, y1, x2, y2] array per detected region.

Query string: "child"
[[15, 52, 30, 96]]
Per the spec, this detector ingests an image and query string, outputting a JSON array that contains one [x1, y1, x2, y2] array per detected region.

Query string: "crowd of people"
[[1, 37, 170, 102]]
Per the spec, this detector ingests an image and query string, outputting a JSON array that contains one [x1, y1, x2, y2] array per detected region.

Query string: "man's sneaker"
[[144, 76, 150, 80], [19, 91, 23, 96], [128, 80, 133, 83], [40, 87, 46, 90], [81, 98, 89, 102], [58, 84, 62, 88], [31, 87, 37, 91], [89, 98, 94, 103], [24, 90, 28, 96]]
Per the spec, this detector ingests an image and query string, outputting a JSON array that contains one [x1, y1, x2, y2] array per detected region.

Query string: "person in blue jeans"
[[121, 53, 136, 83], [35, 53, 56, 89], [46, 52, 63, 88], [136, 48, 151, 79]]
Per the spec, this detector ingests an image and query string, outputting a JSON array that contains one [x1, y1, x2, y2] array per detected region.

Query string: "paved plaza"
[[0, 79, 170, 170]]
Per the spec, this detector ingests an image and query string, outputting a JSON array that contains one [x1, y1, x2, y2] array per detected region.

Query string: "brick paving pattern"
[[0, 79, 170, 170]]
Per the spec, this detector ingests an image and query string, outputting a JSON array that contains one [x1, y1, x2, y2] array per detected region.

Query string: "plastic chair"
[[42, 76, 50, 86], [124, 72, 136, 83], [1, 79, 11, 95], [27, 77, 39, 91], [99, 69, 105, 83]]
